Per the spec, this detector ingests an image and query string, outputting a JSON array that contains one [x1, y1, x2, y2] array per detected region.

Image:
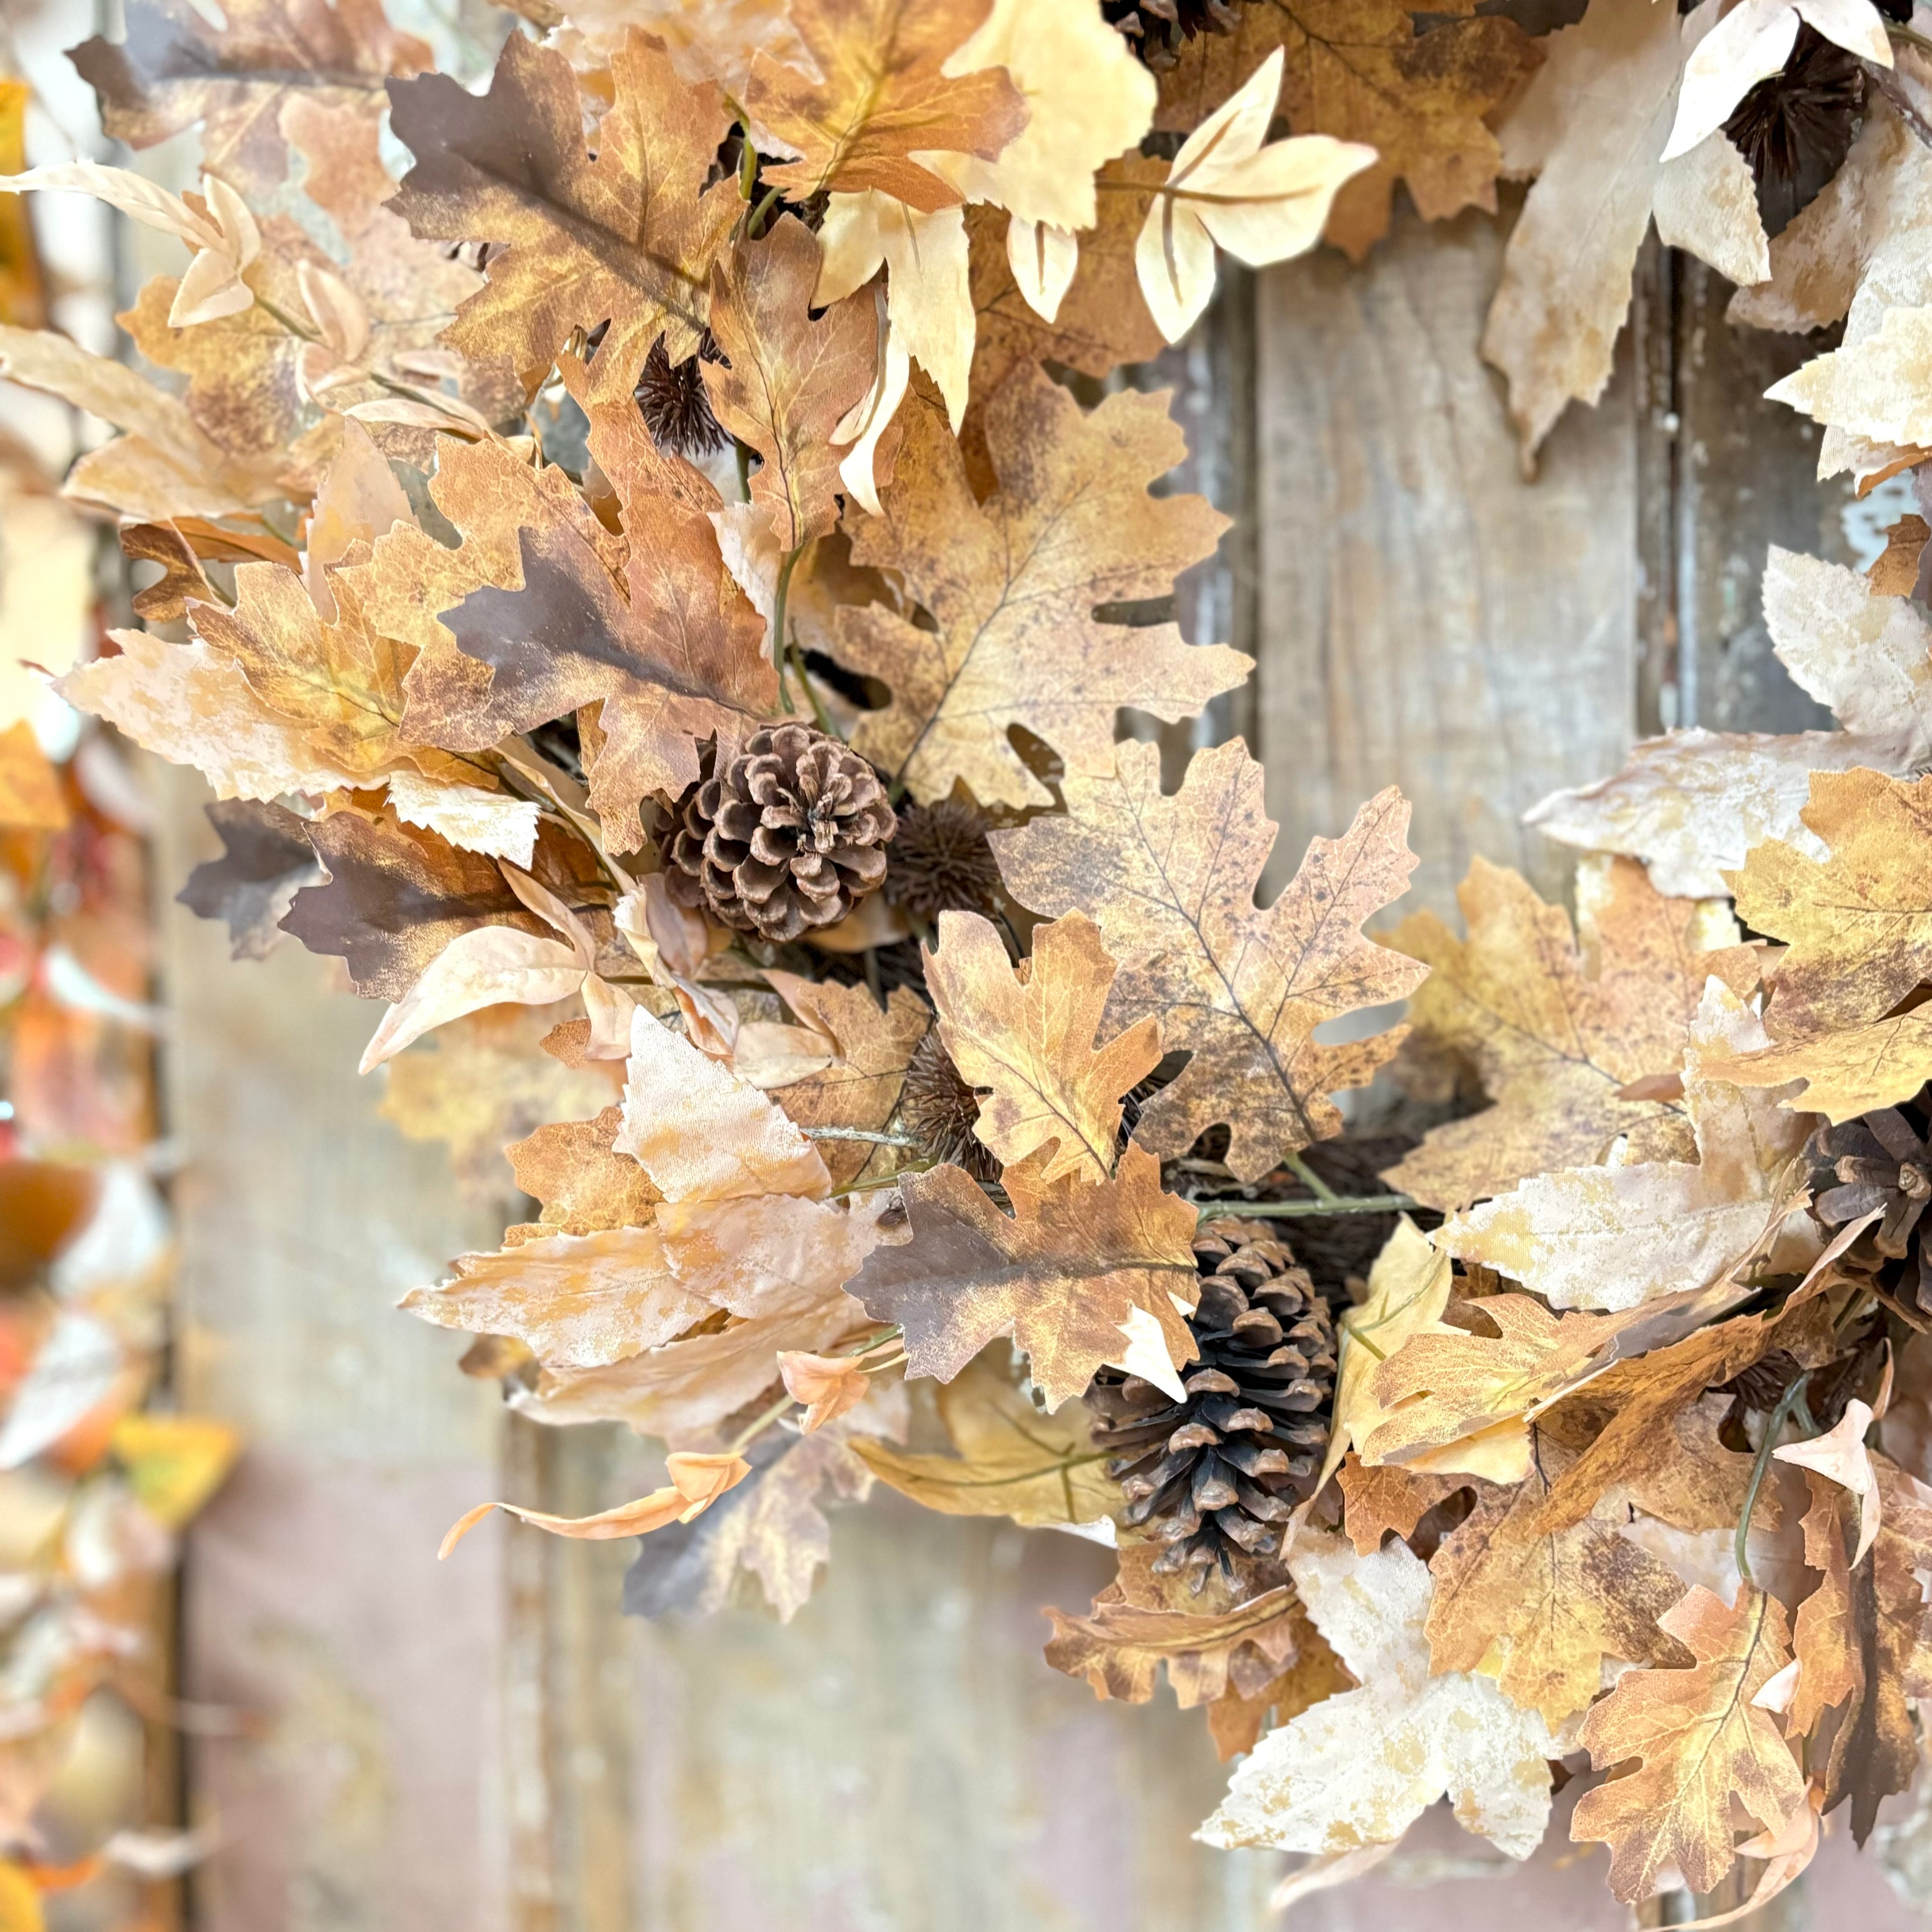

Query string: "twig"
[[1868, 59, 1932, 151], [831, 1159, 934, 1197], [746, 182, 785, 237], [805, 1126, 923, 1147], [1282, 1150, 1339, 1203], [1735, 1371, 1812, 1590], [1185, 1192, 1416, 1219]]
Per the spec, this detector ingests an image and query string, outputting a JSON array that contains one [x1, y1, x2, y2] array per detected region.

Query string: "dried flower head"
[[1724, 26, 1864, 237], [897, 1030, 1000, 1181], [635, 334, 727, 457], [884, 798, 1004, 923]]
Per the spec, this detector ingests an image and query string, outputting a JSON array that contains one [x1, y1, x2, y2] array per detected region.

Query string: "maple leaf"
[[1198, 1531, 1558, 1858], [831, 367, 1249, 810], [995, 739, 1425, 1184], [387, 29, 737, 398], [1572, 1584, 1805, 1902], [1135, 50, 1374, 343], [851, 1347, 1121, 1528], [1732, 769, 1932, 1041], [702, 216, 877, 552], [1436, 983, 1817, 1312], [1154, 0, 1541, 262], [849, 1143, 1198, 1409], [506, 1106, 660, 1238], [1425, 1424, 1694, 1727], [743, 0, 1028, 215], [1696, 1010, 1932, 1124], [70, 0, 431, 194], [176, 800, 322, 961], [1382, 856, 1760, 1210], [1335, 1455, 1463, 1554], [924, 911, 1161, 1187]]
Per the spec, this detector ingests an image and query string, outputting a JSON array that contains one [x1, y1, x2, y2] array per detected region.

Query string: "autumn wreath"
[[6, 0, 1932, 1912]]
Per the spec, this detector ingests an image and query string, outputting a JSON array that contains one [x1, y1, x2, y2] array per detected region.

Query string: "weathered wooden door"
[[158, 207, 1932, 1931]]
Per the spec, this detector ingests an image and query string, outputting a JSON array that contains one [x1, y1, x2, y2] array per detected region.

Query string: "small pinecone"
[[898, 1030, 1000, 1182], [661, 725, 897, 943], [635, 334, 727, 457], [1724, 26, 1865, 236], [1103, 0, 1250, 68], [1087, 1221, 1335, 1592], [1807, 1089, 1932, 1312], [884, 798, 1003, 923]]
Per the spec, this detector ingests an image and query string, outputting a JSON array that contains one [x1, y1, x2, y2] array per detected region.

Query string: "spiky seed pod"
[[1716, 1348, 1805, 1414], [1102, 0, 1249, 68], [1807, 1089, 1932, 1312], [897, 1030, 1001, 1182], [884, 798, 1004, 923], [1086, 1220, 1335, 1593], [660, 725, 897, 943], [635, 334, 727, 457], [1724, 26, 1865, 236]]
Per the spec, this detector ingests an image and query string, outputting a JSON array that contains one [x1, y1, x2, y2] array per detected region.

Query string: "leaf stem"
[[788, 643, 839, 737], [1282, 1150, 1339, 1203], [1735, 1371, 1812, 1590], [746, 183, 785, 238], [830, 1159, 934, 1197], [1185, 1193, 1416, 1219], [770, 541, 805, 684]]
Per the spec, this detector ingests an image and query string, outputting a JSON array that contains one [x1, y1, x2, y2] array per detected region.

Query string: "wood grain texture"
[[1252, 198, 1639, 916]]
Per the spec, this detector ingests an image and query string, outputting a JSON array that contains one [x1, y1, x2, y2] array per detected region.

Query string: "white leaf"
[[360, 925, 586, 1072]]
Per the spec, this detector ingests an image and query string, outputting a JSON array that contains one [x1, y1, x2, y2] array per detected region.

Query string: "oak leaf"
[[851, 1347, 1120, 1528], [1425, 1424, 1695, 1726], [996, 740, 1425, 1183], [849, 1144, 1199, 1409], [702, 216, 877, 552], [388, 29, 736, 397], [1382, 856, 1759, 1210], [925, 911, 1160, 1186], [1335, 1454, 1463, 1554], [1571, 1584, 1805, 1901], [1694, 1009, 1932, 1123], [1155, 0, 1541, 261], [832, 366, 1249, 810], [743, 0, 1027, 215], [1197, 1531, 1558, 1858], [177, 799, 322, 961]]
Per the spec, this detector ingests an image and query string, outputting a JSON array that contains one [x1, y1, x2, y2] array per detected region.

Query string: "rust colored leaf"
[[833, 366, 1249, 810], [744, 0, 1028, 214], [995, 740, 1425, 1183], [849, 1144, 1199, 1409], [1336, 1455, 1463, 1555], [506, 1106, 661, 1237]]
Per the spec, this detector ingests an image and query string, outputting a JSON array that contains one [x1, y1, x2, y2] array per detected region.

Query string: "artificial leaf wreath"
[[13, 0, 1932, 1910]]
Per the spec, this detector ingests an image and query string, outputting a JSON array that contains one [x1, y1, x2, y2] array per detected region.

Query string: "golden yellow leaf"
[[833, 367, 1248, 809], [388, 29, 736, 396], [1383, 856, 1759, 1210], [505, 1104, 661, 1237], [0, 724, 65, 832], [109, 1413, 240, 1529], [1732, 769, 1932, 1040], [703, 215, 878, 552], [850, 1143, 1198, 1409], [996, 740, 1424, 1183], [1700, 1008, 1932, 1127], [851, 1347, 1121, 1527], [744, 0, 1027, 214], [925, 910, 1160, 1186], [1572, 1584, 1804, 1902], [1425, 1424, 1694, 1727]]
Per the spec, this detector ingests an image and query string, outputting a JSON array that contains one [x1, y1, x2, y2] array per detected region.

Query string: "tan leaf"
[[849, 1143, 1199, 1409], [1693, 1008, 1932, 1122], [505, 1105, 661, 1236], [996, 741, 1424, 1183], [1335, 1454, 1463, 1554], [778, 1341, 895, 1432], [1425, 1425, 1696, 1727], [925, 911, 1161, 1186], [0, 724, 67, 832], [744, 0, 1028, 214], [1383, 856, 1759, 1210], [1868, 512, 1929, 595], [1198, 1531, 1557, 1858], [1571, 1584, 1805, 1902], [440, 1449, 748, 1556], [388, 29, 736, 396], [703, 216, 877, 552], [1731, 769, 1932, 1040], [852, 1347, 1120, 1527], [833, 368, 1248, 809], [1153, 0, 1541, 261]]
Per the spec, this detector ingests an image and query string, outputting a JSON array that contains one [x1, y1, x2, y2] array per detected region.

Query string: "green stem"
[[770, 542, 805, 682], [746, 182, 785, 237], [831, 1159, 934, 1198], [1187, 1193, 1416, 1219], [1283, 1150, 1339, 1204], [1735, 1371, 1812, 1590], [724, 1388, 796, 1457], [788, 644, 839, 737]]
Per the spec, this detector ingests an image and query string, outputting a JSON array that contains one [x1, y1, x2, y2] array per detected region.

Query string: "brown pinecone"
[[1724, 26, 1865, 236], [884, 798, 1003, 923], [661, 725, 896, 943], [1807, 1089, 1932, 1312], [1104, 0, 1250, 68], [1087, 1220, 1335, 1593], [897, 1030, 1001, 1182]]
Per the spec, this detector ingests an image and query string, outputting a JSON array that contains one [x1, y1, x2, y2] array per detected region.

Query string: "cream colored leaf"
[[1774, 1399, 1880, 1563], [359, 923, 586, 1073], [1653, 133, 1770, 288], [384, 773, 539, 868]]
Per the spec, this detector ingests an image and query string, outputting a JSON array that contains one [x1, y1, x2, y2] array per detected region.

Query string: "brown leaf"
[[441, 1449, 749, 1556], [925, 911, 1161, 1186], [122, 522, 214, 624], [1383, 856, 1761, 1210], [833, 366, 1249, 810], [176, 798, 324, 961], [1869, 513, 1930, 595], [744, 0, 1028, 213], [850, 1144, 1199, 1408], [702, 216, 877, 552], [995, 741, 1425, 1183], [506, 1104, 660, 1237], [1571, 1585, 1805, 1902], [1153, 0, 1540, 259], [71, 0, 431, 194], [388, 29, 735, 398], [1425, 1424, 1694, 1727], [1336, 1454, 1463, 1554]]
